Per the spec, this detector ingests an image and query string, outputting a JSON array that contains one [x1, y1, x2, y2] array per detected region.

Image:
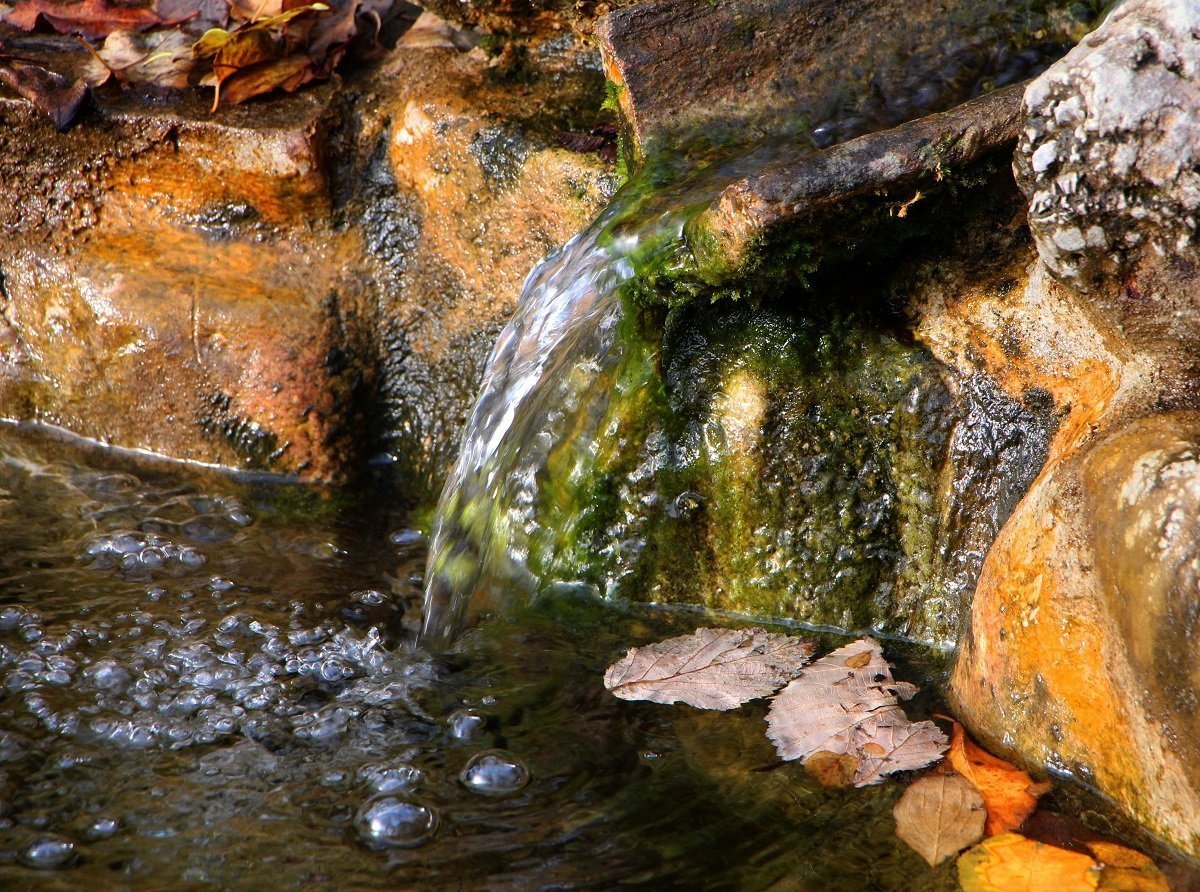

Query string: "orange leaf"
[[958, 833, 1100, 891], [948, 721, 1050, 835], [1085, 842, 1171, 891]]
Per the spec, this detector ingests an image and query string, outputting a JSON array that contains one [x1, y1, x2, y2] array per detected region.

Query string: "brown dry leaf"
[[0, 61, 88, 129], [87, 28, 195, 87], [958, 833, 1100, 891], [603, 627, 813, 710], [893, 771, 986, 866], [765, 638, 946, 786], [853, 716, 953, 785], [947, 721, 1051, 836], [1, 0, 168, 39], [217, 53, 315, 105], [804, 750, 859, 788], [193, 2, 328, 108], [1085, 842, 1170, 891]]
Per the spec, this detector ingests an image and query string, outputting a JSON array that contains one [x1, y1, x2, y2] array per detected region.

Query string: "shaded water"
[[0, 423, 980, 890]]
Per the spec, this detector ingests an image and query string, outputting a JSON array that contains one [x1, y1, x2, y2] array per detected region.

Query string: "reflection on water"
[[0, 424, 975, 890]]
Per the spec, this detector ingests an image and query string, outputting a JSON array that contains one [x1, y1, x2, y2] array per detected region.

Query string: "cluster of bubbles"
[[0, 440, 536, 877]]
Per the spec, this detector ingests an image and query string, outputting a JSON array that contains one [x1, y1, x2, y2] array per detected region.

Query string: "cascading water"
[[418, 0, 1098, 647], [419, 162, 714, 647]]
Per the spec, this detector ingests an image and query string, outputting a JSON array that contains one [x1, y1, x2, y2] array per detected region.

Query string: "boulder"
[[949, 0, 1200, 857], [0, 23, 615, 484]]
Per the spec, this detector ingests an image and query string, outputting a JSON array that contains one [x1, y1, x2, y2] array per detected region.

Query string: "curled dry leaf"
[[947, 720, 1052, 836], [958, 833, 1100, 892], [893, 771, 986, 866], [765, 638, 947, 786], [603, 627, 813, 710], [1, 0, 167, 39]]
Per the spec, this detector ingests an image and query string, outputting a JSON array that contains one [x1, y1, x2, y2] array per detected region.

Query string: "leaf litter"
[[604, 625, 1174, 884], [603, 626, 812, 710], [0, 0, 419, 126], [765, 637, 948, 786]]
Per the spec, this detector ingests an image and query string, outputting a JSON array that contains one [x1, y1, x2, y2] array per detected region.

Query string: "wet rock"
[[948, 0, 1200, 857], [358, 35, 615, 493], [0, 87, 373, 482], [686, 85, 1026, 285], [596, 0, 1092, 162], [0, 24, 614, 485]]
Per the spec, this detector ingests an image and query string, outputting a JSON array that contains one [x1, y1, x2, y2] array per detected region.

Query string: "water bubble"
[[361, 763, 423, 794], [21, 836, 79, 869], [458, 749, 530, 797], [353, 794, 438, 849], [85, 816, 121, 840], [389, 529, 424, 548], [447, 708, 485, 740]]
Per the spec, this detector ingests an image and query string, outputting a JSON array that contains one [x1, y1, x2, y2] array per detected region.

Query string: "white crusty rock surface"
[[1015, 0, 1200, 287]]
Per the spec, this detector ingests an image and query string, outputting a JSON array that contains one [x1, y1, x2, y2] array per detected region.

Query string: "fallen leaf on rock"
[[193, 3, 329, 108], [603, 627, 812, 710], [1085, 841, 1170, 891], [0, 61, 88, 129], [765, 638, 946, 786], [958, 833, 1100, 891], [893, 770, 986, 866], [86, 28, 195, 88], [947, 720, 1052, 836]]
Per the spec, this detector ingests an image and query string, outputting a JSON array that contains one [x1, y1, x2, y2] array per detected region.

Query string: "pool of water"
[[0, 423, 1175, 890]]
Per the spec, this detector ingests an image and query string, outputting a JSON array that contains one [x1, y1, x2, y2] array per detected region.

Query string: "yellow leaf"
[[948, 721, 1050, 835], [1086, 842, 1170, 891], [958, 833, 1100, 892]]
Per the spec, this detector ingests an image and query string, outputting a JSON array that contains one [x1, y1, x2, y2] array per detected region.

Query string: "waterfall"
[[419, 154, 760, 646]]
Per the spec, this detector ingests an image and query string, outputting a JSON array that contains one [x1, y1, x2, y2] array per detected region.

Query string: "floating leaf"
[[765, 638, 946, 786], [603, 627, 812, 710], [803, 750, 859, 788], [894, 771, 987, 866], [1085, 842, 1170, 891], [947, 721, 1052, 836], [0, 62, 88, 130], [958, 833, 1100, 891]]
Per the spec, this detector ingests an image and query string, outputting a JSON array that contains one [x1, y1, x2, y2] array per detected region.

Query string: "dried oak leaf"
[[0, 61, 87, 129], [2, 0, 167, 39], [958, 833, 1100, 892], [947, 720, 1052, 836], [765, 637, 946, 786], [894, 770, 987, 866], [603, 627, 813, 710]]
